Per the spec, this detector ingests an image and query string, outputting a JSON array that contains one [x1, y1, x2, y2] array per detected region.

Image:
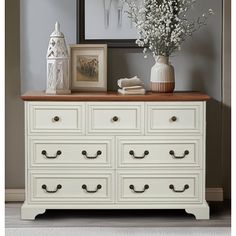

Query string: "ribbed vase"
[[150, 56, 175, 93]]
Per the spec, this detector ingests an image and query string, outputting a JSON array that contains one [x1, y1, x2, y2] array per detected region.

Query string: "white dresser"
[[21, 91, 210, 220]]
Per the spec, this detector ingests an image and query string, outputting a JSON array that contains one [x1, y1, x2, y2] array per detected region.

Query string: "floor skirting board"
[[5, 188, 224, 202]]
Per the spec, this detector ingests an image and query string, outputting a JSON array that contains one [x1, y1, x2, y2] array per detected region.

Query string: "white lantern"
[[46, 22, 71, 94]]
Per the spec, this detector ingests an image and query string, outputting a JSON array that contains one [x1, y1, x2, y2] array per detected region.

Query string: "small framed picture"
[[69, 44, 107, 91]]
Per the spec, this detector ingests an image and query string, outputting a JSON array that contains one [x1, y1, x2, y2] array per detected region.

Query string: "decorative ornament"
[[46, 22, 71, 94]]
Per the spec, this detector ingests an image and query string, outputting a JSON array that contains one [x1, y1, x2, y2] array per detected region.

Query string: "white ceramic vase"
[[150, 55, 175, 93]]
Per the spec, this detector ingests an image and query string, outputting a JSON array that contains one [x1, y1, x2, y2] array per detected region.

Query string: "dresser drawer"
[[29, 137, 114, 168], [117, 170, 202, 203], [27, 102, 85, 134], [117, 137, 202, 168], [146, 102, 204, 134], [87, 102, 144, 134], [29, 170, 114, 203]]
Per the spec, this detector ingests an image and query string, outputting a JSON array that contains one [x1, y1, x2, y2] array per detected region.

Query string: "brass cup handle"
[[169, 150, 189, 159], [42, 184, 62, 193], [53, 116, 60, 122], [171, 116, 177, 122], [129, 184, 149, 193], [112, 116, 119, 122], [82, 150, 102, 159], [169, 184, 189, 193], [82, 184, 102, 193], [41, 150, 62, 159], [129, 150, 149, 159]]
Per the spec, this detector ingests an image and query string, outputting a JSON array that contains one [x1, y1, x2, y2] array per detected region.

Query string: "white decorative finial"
[[55, 21, 60, 32], [50, 21, 64, 37]]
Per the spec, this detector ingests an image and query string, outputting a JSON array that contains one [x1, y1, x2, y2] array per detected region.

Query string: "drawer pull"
[[82, 184, 102, 193], [53, 116, 60, 122], [82, 150, 102, 159], [129, 184, 149, 193], [112, 116, 119, 122], [129, 150, 149, 159], [169, 150, 189, 159], [169, 184, 189, 193], [171, 116, 177, 122], [41, 150, 62, 159], [42, 184, 62, 193]]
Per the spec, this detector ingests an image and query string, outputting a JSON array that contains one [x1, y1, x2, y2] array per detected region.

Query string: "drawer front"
[[87, 102, 144, 134], [117, 171, 202, 203], [29, 170, 114, 203], [29, 137, 114, 168], [146, 102, 204, 134], [117, 137, 202, 168], [28, 102, 85, 134]]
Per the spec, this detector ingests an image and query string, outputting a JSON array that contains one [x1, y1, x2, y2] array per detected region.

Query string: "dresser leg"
[[21, 203, 46, 220], [185, 202, 210, 220]]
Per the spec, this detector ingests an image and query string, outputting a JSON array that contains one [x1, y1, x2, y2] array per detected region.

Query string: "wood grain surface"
[[21, 91, 211, 101]]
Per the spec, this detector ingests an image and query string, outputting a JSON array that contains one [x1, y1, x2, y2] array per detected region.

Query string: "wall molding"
[[5, 189, 25, 202], [205, 188, 224, 202], [5, 188, 224, 202]]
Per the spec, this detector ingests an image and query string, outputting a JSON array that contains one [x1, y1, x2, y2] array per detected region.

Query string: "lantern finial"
[[55, 21, 60, 32], [50, 21, 64, 38]]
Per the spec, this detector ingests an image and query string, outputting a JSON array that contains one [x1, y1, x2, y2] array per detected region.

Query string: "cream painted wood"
[[28, 170, 114, 203], [21, 201, 210, 220], [27, 102, 85, 134], [146, 102, 204, 135], [87, 102, 144, 135], [117, 170, 202, 203], [29, 136, 114, 168], [22, 100, 209, 220], [185, 203, 210, 220], [117, 136, 202, 168], [21, 203, 46, 220]]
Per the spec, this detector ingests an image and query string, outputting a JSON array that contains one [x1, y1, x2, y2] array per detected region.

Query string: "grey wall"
[[5, 0, 24, 188], [20, 0, 77, 92], [6, 0, 227, 195]]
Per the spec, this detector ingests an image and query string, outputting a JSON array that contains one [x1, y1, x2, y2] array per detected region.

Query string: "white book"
[[122, 86, 144, 91], [118, 88, 146, 95]]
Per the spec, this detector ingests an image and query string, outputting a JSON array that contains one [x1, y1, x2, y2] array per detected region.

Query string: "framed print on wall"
[[69, 44, 107, 91], [77, 0, 139, 47]]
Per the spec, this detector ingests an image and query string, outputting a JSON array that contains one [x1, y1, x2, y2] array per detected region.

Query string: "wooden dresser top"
[[21, 91, 210, 102]]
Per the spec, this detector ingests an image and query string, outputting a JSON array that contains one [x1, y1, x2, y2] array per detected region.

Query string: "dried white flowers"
[[124, 0, 214, 57]]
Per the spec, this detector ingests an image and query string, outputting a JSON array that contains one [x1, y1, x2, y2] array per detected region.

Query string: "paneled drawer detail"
[[27, 102, 85, 134], [117, 137, 202, 168], [146, 102, 204, 134], [29, 137, 114, 168], [87, 102, 144, 134], [29, 170, 114, 203], [117, 170, 202, 203]]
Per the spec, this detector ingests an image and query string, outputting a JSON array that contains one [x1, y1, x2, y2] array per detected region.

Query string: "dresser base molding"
[[21, 203, 46, 220], [21, 202, 209, 220], [185, 202, 210, 220]]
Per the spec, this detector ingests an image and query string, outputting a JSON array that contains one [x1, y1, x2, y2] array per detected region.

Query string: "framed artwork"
[[69, 44, 107, 91], [77, 0, 139, 47]]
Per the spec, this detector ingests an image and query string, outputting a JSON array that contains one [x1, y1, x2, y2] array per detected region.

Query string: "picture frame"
[[77, 0, 138, 48], [69, 44, 107, 91]]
